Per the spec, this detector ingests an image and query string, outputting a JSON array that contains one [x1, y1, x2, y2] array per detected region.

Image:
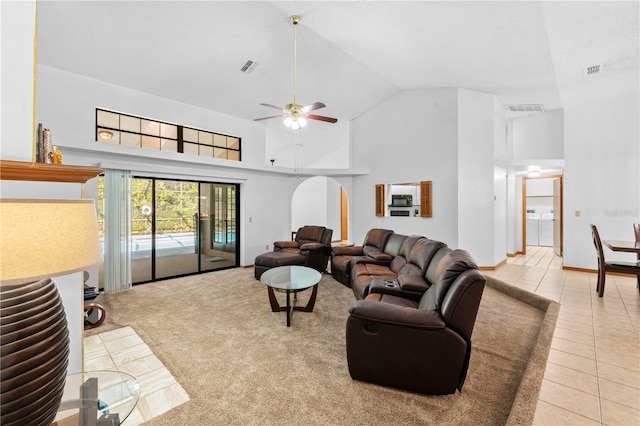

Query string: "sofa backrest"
[[408, 238, 447, 274], [320, 228, 333, 246], [362, 228, 394, 257], [391, 235, 423, 274], [296, 226, 330, 246], [424, 247, 451, 285], [418, 249, 485, 340], [382, 233, 407, 257]]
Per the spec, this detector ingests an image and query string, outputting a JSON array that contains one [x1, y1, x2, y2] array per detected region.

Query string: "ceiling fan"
[[254, 15, 338, 130]]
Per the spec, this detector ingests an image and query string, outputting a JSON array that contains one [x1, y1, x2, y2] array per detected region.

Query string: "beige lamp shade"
[[0, 199, 103, 285]]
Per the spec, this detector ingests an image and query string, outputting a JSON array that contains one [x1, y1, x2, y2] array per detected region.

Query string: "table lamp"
[[1, 199, 102, 426]]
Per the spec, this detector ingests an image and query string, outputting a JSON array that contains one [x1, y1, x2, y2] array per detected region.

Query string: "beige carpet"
[[88, 268, 558, 425]]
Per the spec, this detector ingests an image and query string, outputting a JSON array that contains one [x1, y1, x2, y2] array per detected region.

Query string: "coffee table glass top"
[[260, 265, 322, 291], [54, 370, 140, 425]]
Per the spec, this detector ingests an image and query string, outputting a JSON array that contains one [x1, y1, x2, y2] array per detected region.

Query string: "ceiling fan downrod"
[[291, 15, 300, 109]]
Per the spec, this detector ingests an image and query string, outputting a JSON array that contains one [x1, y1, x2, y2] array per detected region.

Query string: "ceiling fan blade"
[[260, 103, 285, 111], [301, 102, 326, 113], [307, 114, 338, 124], [254, 115, 283, 122]]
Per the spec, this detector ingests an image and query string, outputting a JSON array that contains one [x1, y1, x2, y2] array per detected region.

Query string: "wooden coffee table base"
[[267, 284, 318, 327]]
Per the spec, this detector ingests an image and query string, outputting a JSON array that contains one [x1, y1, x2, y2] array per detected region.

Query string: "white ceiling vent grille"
[[240, 59, 259, 74], [584, 64, 602, 76], [506, 104, 545, 112]]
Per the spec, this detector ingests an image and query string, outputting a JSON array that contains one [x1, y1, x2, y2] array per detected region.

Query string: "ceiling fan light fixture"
[[284, 116, 307, 130]]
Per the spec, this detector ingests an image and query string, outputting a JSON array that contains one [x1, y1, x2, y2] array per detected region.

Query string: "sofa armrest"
[[299, 242, 325, 251], [332, 245, 364, 256], [369, 279, 425, 302], [397, 275, 430, 293], [368, 252, 394, 262], [351, 254, 392, 266], [274, 240, 299, 250], [348, 300, 445, 330]]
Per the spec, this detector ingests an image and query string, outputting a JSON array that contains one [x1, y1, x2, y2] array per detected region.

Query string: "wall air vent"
[[584, 64, 602, 76], [240, 59, 259, 74], [506, 104, 545, 112]]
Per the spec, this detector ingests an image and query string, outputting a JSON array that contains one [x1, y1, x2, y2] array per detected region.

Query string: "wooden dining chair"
[[590, 224, 640, 297]]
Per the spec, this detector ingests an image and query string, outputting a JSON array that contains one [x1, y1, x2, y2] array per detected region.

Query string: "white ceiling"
[[36, 1, 638, 127]]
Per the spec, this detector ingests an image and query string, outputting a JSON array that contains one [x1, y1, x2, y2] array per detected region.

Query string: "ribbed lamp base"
[[1, 278, 70, 426]]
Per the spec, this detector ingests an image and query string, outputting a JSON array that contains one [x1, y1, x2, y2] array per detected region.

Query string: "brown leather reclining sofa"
[[334, 228, 486, 395]]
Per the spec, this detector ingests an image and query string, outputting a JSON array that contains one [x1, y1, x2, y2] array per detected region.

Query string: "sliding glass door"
[[154, 180, 199, 279], [200, 183, 237, 272], [100, 176, 239, 285]]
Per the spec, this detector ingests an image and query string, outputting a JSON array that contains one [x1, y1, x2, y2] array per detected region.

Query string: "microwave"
[[391, 194, 413, 207]]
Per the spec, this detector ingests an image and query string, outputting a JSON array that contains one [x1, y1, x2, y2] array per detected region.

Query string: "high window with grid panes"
[[96, 109, 241, 161]]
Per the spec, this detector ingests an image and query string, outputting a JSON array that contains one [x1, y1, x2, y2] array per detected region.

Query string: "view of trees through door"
[[98, 176, 239, 285]]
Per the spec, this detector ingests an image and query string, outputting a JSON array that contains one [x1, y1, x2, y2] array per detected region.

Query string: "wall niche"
[[375, 181, 432, 218]]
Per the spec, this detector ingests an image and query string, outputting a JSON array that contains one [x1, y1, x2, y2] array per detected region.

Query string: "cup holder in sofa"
[[384, 280, 399, 288]]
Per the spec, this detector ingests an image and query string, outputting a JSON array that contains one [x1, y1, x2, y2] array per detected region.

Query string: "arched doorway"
[[291, 176, 347, 243]]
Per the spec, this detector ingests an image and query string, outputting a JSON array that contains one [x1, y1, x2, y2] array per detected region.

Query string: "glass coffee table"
[[53, 371, 140, 426], [260, 265, 322, 326]]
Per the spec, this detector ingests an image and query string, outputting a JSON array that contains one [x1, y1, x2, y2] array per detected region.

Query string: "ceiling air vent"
[[584, 64, 602, 76], [506, 104, 545, 112], [240, 59, 259, 74]]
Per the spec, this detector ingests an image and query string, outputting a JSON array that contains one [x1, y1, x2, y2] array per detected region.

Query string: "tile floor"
[[85, 247, 639, 425], [484, 246, 640, 425], [83, 326, 189, 425]]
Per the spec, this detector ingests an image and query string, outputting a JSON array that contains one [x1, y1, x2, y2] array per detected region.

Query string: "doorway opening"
[[522, 174, 563, 258], [290, 176, 346, 243]]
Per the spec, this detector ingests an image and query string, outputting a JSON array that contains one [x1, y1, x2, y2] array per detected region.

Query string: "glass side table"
[[52, 370, 140, 426]]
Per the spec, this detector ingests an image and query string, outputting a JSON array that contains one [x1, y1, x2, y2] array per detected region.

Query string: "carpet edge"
[[485, 276, 560, 426]]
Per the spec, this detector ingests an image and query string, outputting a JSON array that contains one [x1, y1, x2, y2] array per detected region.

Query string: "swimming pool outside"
[[100, 232, 236, 258]]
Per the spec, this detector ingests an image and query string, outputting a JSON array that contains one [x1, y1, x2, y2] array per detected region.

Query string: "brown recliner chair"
[[330, 228, 394, 286], [346, 248, 486, 395], [274, 225, 333, 272]]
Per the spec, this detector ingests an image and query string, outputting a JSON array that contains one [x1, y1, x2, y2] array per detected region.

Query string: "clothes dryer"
[[539, 213, 554, 246]]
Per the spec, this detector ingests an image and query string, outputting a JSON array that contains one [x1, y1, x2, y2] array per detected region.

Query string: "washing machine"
[[526, 212, 540, 246], [538, 213, 554, 247]]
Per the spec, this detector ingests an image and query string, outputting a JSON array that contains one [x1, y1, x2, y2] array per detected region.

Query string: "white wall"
[[290, 176, 342, 241], [0, 0, 37, 160], [563, 63, 640, 268], [351, 89, 459, 246], [512, 109, 564, 160], [326, 178, 342, 239], [37, 65, 267, 168], [351, 87, 505, 267], [458, 89, 503, 266], [291, 177, 327, 231], [265, 120, 350, 169], [494, 166, 508, 265], [506, 174, 519, 255]]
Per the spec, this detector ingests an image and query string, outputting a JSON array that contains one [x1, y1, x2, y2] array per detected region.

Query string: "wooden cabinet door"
[[420, 181, 432, 218], [375, 184, 385, 217]]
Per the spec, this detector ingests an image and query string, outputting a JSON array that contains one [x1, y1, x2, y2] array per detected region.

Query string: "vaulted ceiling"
[[36, 1, 638, 127]]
